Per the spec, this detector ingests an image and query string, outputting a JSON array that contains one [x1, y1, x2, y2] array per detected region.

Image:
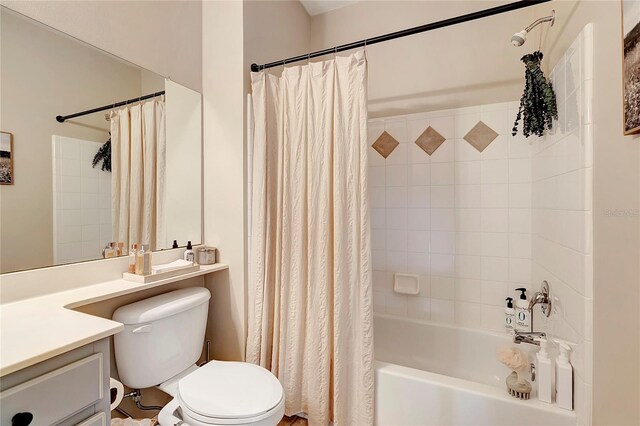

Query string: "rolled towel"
[[152, 259, 194, 274]]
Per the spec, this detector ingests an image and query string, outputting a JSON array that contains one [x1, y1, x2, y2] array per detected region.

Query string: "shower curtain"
[[110, 97, 166, 251], [247, 51, 373, 425]]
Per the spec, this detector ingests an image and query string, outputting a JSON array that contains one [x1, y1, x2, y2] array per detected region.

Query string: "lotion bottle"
[[504, 297, 516, 333], [184, 241, 195, 263], [554, 339, 574, 410], [535, 337, 553, 403], [514, 288, 531, 332]]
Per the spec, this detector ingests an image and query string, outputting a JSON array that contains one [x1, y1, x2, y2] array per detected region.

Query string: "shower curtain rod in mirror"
[[55, 91, 165, 123], [250, 0, 551, 72]]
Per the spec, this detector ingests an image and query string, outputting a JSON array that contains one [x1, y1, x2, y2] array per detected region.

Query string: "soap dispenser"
[[554, 339, 574, 410], [514, 288, 531, 332], [504, 297, 516, 333], [184, 241, 195, 263], [535, 337, 553, 403]]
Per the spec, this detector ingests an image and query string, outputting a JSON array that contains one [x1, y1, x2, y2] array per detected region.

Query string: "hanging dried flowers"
[[512, 51, 558, 138], [92, 136, 111, 172]]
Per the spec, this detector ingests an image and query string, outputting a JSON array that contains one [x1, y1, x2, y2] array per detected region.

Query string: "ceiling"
[[299, 0, 359, 16]]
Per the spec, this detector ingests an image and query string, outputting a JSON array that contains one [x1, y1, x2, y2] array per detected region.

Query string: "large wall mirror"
[[0, 7, 202, 273]]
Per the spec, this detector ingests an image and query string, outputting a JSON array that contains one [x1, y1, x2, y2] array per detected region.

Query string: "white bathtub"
[[374, 314, 576, 425]]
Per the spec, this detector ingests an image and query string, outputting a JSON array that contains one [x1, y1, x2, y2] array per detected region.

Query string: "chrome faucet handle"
[[527, 280, 552, 317]]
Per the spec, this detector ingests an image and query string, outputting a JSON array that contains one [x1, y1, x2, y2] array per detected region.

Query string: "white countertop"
[[0, 263, 228, 377]]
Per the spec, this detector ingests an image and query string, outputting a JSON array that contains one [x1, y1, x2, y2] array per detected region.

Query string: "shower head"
[[511, 30, 528, 47], [511, 10, 555, 47]]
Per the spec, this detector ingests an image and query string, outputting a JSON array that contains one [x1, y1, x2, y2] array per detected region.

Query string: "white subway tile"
[[455, 185, 481, 208], [431, 163, 455, 185], [430, 115, 455, 139], [386, 187, 407, 209], [455, 279, 482, 303], [481, 256, 509, 281], [386, 251, 407, 273], [456, 255, 482, 279], [408, 230, 430, 253], [509, 233, 532, 259], [408, 164, 430, 186], [407, 297, 431, 320], [370, 187, 386, 208], [456, 209, 482, 232], [385, 143, 408, 165], [430, 185, 455, 208], [482, 233, 509, 257], [371, 208, 386, 229], [369, 166, 386, 187], [407, 118, 430, 142], [481, 184, 508, 208], [407, 186, 430, 209], [456, 232, 482, 256], [481, 209, 509, 233], [481, 281, 509, 306], [455, 113, 481, 138], [386, 230, 407, 252], [385, 293, 408, 316], [431, 231, 455, 254], [385, 120, 408, 143], [430, 140, 455, 163], [455, 161, 481, 185], [407, 252, 430, 275], [430, 299, 455, 323], [455, 139, 481, 162], [481, 135, 508, 160], [386, 165, 408, 186], [407, 209, 429, 230], [430, 254, 455, 278], [455, 301, 482, 327], [431, 209, 455, 231], [386, 209, 407, 230]]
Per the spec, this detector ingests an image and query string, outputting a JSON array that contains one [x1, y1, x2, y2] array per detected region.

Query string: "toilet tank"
[[112, 287, 211, 389]]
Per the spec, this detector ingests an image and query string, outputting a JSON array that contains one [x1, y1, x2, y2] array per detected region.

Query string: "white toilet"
[[112, 287, 285, 426]]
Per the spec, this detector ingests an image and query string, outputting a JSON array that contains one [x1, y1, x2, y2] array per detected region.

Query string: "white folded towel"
[[152, 259, 194, 274]]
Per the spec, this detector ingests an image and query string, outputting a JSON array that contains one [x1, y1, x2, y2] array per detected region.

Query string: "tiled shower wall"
[[53, 135, 112, 264], [368, 101, 535, 332], [532, 24, 593, 424]]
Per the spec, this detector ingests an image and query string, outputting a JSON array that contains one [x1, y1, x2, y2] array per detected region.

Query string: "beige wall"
[[0, 0, 202, 91], [0, 10, 144, 272], [201, 0, 310, 362], [310, 1, 539, 117], [539, 2, 639, 424]]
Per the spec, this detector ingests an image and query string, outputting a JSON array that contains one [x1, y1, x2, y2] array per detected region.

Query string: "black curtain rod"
[[250, 0, 550, 72], [56, 91, 166, 123]]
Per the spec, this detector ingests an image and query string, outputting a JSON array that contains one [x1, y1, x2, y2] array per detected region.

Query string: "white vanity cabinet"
[[0, 339, 111, 426]]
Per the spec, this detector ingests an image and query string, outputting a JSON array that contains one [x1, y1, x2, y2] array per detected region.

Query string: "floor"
[[278, 415, 308, 426]]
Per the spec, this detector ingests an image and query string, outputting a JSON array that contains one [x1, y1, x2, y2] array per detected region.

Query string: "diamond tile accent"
[[464, 121, 499, 152], [414, 126, 446, 155], [372, 131, 400, 158]]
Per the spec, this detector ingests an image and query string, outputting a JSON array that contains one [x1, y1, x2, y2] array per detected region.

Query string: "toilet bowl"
[[158, 361, 285, 426], [112, 288, 284, 426]]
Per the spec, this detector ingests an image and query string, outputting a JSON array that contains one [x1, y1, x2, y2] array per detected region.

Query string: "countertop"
[[0, 263, 228, 377]]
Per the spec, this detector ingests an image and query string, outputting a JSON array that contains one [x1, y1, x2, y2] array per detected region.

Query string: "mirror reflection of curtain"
[[110, 97, 166, 251]]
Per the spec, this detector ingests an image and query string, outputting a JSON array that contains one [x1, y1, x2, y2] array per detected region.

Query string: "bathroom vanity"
[[0, 260, 228, 425]]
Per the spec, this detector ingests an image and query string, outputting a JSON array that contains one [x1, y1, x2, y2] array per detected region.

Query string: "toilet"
[[112, 287, 285, 426]]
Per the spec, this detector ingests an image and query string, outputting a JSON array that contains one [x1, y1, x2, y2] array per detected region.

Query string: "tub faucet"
[[514, 331, 546, 346]]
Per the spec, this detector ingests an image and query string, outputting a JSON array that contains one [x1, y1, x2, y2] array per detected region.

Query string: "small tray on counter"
[[122, 264, 200, 284]]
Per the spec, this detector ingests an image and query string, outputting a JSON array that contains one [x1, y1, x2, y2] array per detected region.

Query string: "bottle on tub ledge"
[[183, 241, 196, 263], [514, 288, 531, 332], [535, 336, 553, 403], [504, 297, 516, 334], [553, 339, 574, 410]]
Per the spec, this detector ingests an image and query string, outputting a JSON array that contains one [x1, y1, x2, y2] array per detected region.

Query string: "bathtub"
[[374, 314, 576, 425]]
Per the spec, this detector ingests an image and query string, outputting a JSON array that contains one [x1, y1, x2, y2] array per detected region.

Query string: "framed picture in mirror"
[[0, 132, 13, 185], [622, 0, 640, 135]]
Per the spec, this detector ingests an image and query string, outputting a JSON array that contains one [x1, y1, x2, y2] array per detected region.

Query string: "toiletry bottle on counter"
[[135, 245, 145, 275], [128, 243, 139, 273], [172, 240, 179, 249], [535, 337, 553, 403], [184, 241, 195, 263], [514, 288, 531, 332], [142, 244, 152, 275], [504, 297, 515, 333], [554, 339, 574, 410]]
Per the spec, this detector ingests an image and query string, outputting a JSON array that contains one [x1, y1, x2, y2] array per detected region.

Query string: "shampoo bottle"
[[514, 288, 531, 332], [184, 241, 195, 263], [554, 339, 574, 410], [504, 297, 516, 333], [535, 337, 553, 403]]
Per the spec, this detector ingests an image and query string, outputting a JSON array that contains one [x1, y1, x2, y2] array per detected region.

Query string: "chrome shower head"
[[511, 30, 528, 47], [511, 10, 555, 47]]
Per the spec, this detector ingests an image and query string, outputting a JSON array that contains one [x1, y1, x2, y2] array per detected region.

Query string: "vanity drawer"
[[0, 353, 103, 426]]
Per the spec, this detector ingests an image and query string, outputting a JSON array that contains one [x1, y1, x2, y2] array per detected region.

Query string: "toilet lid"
[[178, 361, 283, 420]]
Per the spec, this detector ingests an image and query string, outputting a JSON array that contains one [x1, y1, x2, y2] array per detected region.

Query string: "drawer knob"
[[12, 412, 33, 426]]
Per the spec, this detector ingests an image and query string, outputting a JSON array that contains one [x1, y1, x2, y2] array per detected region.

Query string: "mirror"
[[0, 7, 202, 273]]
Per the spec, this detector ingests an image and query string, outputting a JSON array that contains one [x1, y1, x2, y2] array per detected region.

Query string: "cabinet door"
[[0, 354, 103, 426], [75, 412, 106, 426]]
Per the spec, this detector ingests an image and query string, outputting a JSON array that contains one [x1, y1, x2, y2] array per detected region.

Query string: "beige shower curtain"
[[110, 97, 166, 251], [247, 51, 373, 425]]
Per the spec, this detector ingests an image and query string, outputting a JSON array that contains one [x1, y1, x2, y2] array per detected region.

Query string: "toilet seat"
[[176, 361, 284, 425]]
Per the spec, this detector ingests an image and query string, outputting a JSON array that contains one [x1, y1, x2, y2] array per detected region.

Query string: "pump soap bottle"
[[514, 288, 531, 332], [184, 241, 195, 263], [504, 297, 516, 333], [554, 339, 574, 410], [535, 337, 553, 403]]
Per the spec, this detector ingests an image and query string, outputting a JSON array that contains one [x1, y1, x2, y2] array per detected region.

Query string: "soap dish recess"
[[394, 273, 420, 295], [123, 264, 200, 283]]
